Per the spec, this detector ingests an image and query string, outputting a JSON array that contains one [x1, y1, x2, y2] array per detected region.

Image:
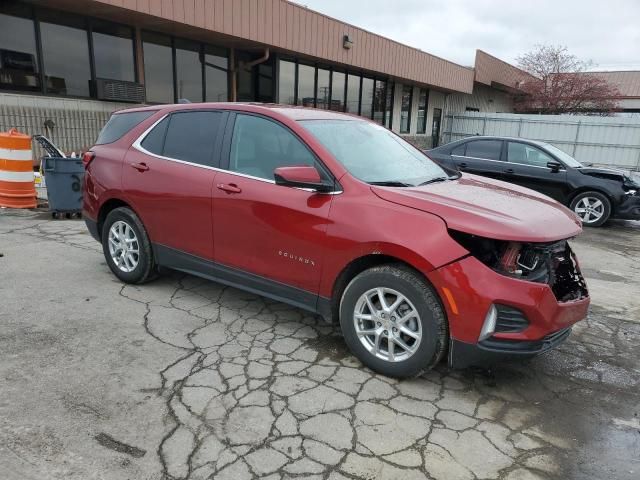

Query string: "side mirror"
[[547, 161, 562, 172], [274, 166, 334, 192]]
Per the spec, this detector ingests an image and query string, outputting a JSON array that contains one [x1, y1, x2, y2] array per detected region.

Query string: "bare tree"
[[514, 45, 620, 115]]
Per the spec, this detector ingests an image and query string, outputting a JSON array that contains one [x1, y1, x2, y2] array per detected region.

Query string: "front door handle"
[[459, 162, 467, 169], [217, 183, 242, 194], [504, 168, 514, 174], [131, 162, 149, 172]]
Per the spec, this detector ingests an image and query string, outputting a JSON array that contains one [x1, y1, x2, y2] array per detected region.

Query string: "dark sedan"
[[428, 136, 640, 227]]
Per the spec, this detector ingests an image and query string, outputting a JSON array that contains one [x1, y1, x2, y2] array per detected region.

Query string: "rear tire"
[[339, 264, 448, 378], [570, 191, 611, 227], [102, 207, 157, 284]]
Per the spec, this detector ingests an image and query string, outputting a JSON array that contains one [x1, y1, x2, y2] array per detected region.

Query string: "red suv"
[[83, 103, 589, 377]]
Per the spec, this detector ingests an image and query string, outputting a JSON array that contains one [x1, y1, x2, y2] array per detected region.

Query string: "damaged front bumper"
[[615, 193, 640, 220], [426, 240, 590, 369]]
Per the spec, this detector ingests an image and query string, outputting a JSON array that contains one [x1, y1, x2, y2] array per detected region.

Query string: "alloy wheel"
[[108, 220, 140, 273], [353, 287, 422, 362], [574, 196, 604, 224]]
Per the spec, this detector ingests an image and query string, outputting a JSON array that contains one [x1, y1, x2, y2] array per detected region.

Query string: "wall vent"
[[95, 78, 145, 103]]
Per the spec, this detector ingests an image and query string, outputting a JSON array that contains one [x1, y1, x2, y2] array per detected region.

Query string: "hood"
[[372, 174, 582, 243], [578, 167, 640, 186]]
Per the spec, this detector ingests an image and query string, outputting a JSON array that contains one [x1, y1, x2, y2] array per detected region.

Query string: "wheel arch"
[[568, 187, 615, 209], [97, 197, 138, 239], [328, 253, 444, 324]]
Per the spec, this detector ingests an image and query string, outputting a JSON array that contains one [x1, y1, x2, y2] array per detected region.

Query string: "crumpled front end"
[[426, 232, 590, 368]]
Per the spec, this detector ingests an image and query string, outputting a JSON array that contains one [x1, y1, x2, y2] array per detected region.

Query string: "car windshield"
[[541, 143, 583, 168], [300, 119, 450, 186]]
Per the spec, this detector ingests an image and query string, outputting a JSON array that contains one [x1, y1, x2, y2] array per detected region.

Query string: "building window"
[[384, 81, 394, 129], [316, 67, 330, 109], [204, 45, 228, 102], [360, 77, 374, 119], [142, 32, 173, 103], [400, 84, 412, 133], [330, 71, 345, 111], [297, 63, 315, 107], [256, 63, 273, 103], [416, 88, 429, 134], [39, 11, 91, 97], [346, 73, 360, 114], [278, 59, 296, 105], [0, 4, 40, 92], [92, 19, 135, 82], [372, 80, 386, 124], [175, 39, 202, 102]]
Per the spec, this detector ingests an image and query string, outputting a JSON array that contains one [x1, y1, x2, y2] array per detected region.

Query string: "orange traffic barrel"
[[0, 128, 36, 209]]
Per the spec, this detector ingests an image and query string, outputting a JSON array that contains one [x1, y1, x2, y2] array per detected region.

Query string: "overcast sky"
[[292, 0, 640, 71]]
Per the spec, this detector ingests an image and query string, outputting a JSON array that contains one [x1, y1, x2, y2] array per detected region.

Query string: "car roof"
[[114, 102, 362, 121], [453, 136, 550, 147]]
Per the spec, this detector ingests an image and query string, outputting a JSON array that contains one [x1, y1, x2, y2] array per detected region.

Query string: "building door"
[[431, 108, 442, 148]]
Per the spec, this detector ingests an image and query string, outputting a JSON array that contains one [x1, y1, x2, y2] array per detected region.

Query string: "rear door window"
[[96, 111, 155, 144], [450, 143, 466, 156], [160, 111, 224, 166], [140, 117, 169, 155], [465, 140, 503, 160]]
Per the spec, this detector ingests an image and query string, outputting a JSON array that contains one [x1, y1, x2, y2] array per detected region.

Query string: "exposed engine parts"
[[450, 230, 589, 302]]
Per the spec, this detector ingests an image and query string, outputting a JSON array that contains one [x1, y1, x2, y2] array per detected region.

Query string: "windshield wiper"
[[418, 176, 449, 186], [368, 181, 413, 187]]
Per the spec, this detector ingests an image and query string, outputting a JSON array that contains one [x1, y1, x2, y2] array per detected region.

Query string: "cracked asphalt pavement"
[[1, 209, 639, 480]]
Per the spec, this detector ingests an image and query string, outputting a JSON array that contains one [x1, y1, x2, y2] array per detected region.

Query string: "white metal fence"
[[442, 112, 640, 170]]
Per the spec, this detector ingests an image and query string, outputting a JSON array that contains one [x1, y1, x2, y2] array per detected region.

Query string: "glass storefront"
[[360, 77, 374, 119], [297, 63, 315, 107], [92, 20, 135, 82], [175, 39, 202, 102], [142, 32, 173, 103], [39, 12, 91, 97], [330, 71, 345, 111], [278, 59, 296, 105], [416, 88, 429, 134], [0, 2, 229, 103], [345, 73, 360, 114], [0, 4, 40, 92], [316, 68, 330, 109], [400, 84, 413, 133]]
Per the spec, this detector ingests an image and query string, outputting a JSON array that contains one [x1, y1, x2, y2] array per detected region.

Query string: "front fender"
[[318, 192, 468, 298]]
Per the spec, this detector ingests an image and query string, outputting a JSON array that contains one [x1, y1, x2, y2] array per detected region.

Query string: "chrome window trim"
[[451, 154, 564, 170], [131, 113, 342, 194]]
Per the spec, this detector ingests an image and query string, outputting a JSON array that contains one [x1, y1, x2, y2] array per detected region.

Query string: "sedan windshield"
[[541, 143, 583, 168], [300, 119, 450, 186]]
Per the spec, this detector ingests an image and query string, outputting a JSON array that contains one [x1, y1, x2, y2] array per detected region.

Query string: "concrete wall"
[[446, 83, 514, 115], [0, 93, 132, 156]]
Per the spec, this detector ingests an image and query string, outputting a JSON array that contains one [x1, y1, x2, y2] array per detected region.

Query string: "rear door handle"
[[504, 168, 514, 174], [459, 162, 467, 169], [217, 183, 242, 194], [131, 162, 149, 172]]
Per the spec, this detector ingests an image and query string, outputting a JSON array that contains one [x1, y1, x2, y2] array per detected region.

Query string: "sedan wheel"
[[574, 197, 604, 224], [570, 191, 611, 227]]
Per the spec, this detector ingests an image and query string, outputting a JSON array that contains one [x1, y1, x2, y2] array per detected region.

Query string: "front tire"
[[570, 191, 611, 227], [102, 207, 157, 284], [339, 264, 448, 378]]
